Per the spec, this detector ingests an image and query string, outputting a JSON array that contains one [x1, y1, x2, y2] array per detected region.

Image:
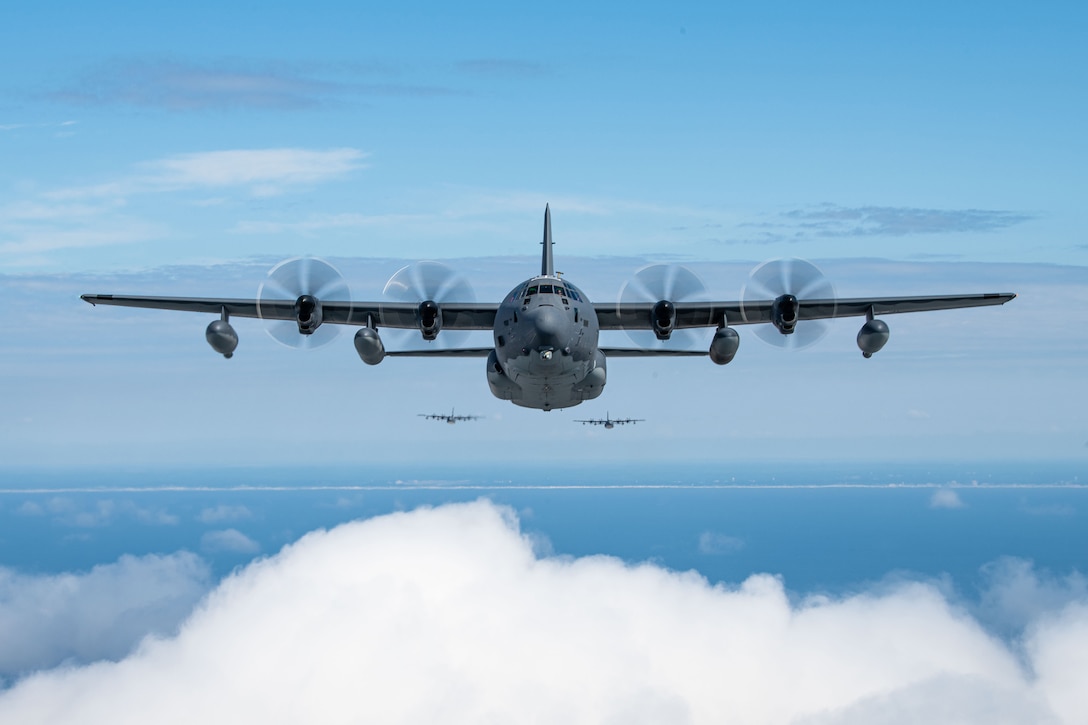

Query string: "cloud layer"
[[0, 553, 209, 682], [0, 501, 1085, 723]]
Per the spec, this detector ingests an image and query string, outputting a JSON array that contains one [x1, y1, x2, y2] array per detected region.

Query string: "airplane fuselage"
[[486, 274, 606, 411]]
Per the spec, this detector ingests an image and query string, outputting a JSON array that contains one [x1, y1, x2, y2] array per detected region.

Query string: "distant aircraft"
[[419, 409, 480, 425], [82, 206, 1016, 412], [574, 413, 643, 429]]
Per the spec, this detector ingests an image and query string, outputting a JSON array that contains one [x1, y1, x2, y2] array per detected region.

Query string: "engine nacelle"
[[294, 294, 323, 335], [857, 319, 890, 358], [486, 350, 522, 401], [772, 294, 799, 335], [652, 300, 676, 340], [709, 325, 740, 365], [354, 327, 386, 365], [205, 319, 238, 358], [418, 300, 441, 340]]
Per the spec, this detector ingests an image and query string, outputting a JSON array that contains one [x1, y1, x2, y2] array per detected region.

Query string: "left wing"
[[595, 293, 1016, 330], [79, 295, 498, 329]]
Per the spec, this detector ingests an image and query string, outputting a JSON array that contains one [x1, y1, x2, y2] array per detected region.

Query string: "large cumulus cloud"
[[0, 500, 1085, 724], [0, 552, 210, 681]]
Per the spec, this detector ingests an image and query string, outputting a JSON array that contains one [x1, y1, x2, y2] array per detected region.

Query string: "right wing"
[[80, 295, 498, 330], [595, 293, 1016, 331]]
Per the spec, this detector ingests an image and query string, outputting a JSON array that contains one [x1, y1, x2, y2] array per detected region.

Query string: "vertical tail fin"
[[541, 204, 554, 277]]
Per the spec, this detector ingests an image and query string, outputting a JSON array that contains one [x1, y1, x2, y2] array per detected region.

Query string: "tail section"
[[541, 204, 554, 277]]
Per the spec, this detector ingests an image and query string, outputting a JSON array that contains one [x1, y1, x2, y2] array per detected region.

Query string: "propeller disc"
[[740, 258, 835, 349], [380, 261, 475, 347], [617, 264, 707, 348], [257, 257, 351, 349]]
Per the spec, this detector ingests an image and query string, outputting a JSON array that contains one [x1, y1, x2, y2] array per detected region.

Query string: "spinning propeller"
[[618, 264, 707, 347], [741, 258, 836, 349], [381, 261, 475, 346], [257, 257, 351, 349]]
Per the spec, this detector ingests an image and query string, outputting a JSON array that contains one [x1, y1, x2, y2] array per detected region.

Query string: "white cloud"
[[17, 498, 179, 527], [200, 528, 260, 554], [197, 505, 253, 524], [698, 531, 745, 555], [974, 557, 1088, 637], [0, 553, 210, 681], [930, 489, 966, 509], [141, 147, 367, 195], [0, 501, 1085, 723]]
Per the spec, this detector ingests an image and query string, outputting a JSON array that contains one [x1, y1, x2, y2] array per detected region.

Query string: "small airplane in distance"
[[82, 206, 1016, 412], [574, 413, 644, 429], [419, 409, 481, 424]]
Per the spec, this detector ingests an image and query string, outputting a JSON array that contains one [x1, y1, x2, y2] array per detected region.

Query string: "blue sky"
[[1, 2, 1086, 464], [2, 4, 1088, 720]]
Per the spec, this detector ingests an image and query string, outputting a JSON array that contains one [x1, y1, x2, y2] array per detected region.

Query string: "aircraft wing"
[[80, 295, 498, 329], [386, 348, 494, 357], [600, 348, 707, 357], [595, 293, 1016, 330]]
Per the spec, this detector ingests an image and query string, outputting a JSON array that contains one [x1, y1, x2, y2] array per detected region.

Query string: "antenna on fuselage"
[[541, 204, 554, 277]]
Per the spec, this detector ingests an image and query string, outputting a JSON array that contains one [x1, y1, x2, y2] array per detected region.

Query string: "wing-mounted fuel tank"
[[857, 312, 890, 358], [709, 325, 740, 365], [205, 308, 238, 358], [354, 321, 386, 365]]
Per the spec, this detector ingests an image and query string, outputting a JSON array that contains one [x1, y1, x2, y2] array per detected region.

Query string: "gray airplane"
[[82, 206, 1016, 412], [419, 409, 480, 424], [575, 413, 644, 429]]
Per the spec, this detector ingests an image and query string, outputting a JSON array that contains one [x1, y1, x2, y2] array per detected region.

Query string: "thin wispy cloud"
[[0, 147, 367, 261], [698, 531, 746, 555], [14, 497, 178, 527], [729, 204, 1034, 245], [785, 204, 1034, 236], [197, 505, 253, 524], [47, 59, 455, 111], [0, 502, 1084, 723], [141, 148, 368, 195], [200, 528, 260, 554], [930, 489, 967, 509], [39, 148, 369, 200]]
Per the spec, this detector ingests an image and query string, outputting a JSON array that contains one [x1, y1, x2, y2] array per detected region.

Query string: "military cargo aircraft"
[[82, 206, 1016, 411]]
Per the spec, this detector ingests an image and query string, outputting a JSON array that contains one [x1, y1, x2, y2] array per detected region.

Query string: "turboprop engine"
[[293, 294, 323, 335], [771, 294, 799, 335], [417, 300, 441, 340]]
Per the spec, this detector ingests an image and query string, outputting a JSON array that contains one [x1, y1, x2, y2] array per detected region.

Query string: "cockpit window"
[[539, 284, 554, 294], [525, 286, 538, 296]]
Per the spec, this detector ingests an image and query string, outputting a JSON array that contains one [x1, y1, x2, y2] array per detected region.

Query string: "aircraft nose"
[[530, 305, 566, 349]]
